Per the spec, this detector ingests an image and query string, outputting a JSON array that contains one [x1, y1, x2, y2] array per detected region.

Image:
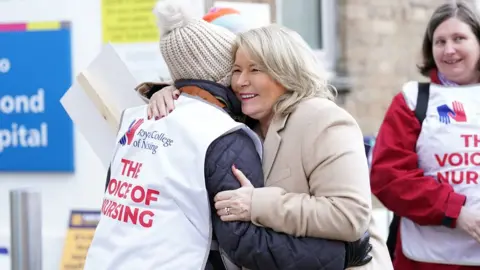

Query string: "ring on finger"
[[225, 207, 231, 215]]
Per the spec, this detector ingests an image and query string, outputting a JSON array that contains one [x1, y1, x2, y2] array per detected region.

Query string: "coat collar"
[[429, 69, 442, 85], [175, 79, 243, 117], [263, 113, 289, 179]]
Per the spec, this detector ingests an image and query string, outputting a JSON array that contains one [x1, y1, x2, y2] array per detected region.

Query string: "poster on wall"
[[0, 21, 74, 172], [59, 210, 101, 270], [101, 0, 205, 83], [213, 1, 271, 28]]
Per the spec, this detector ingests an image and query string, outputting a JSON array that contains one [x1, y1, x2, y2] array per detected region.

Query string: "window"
[[276, 0, 337, 71]]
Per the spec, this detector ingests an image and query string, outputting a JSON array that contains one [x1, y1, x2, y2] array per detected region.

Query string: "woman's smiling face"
[[432, 17, 480, 84], [231, 46, 286, 123]]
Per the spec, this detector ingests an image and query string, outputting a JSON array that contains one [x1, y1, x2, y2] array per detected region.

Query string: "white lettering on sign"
[[0, 123, 48, 153], [0, 89, 48, 153], [0, 58, 11, 74], [0, 88, 44, 114]]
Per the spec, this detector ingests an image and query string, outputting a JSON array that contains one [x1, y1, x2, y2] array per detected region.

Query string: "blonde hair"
[[232, 24, 336, 115]]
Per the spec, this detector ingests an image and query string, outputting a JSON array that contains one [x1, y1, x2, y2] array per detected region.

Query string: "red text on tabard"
[[101, 158, 160, 228], [434, 134, 480, 185]]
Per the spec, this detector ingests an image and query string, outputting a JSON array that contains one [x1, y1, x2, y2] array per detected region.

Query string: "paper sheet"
[[60, 82, 117, 168], [60, 43, 147, 167], [79, 43, 145, 118]]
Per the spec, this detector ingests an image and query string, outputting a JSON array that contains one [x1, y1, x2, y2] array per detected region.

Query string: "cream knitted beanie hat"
[[153, 0, 236, 85]]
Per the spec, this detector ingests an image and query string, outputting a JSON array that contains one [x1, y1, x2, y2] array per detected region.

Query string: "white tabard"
[[84, 95, 262, 270], [400, 82, 480, 265]]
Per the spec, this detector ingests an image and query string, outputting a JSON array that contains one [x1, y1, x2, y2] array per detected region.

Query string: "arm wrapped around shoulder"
[[251, 103, 372, 241], [205, 129, 348, 270], [134, 82, 172, 100]]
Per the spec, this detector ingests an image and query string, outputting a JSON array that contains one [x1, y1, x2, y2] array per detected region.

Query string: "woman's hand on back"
[[147, 86, 180, 120], [214, 165, 254, 222]]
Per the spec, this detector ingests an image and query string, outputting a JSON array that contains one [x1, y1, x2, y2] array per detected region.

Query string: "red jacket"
[[370, 72, 477, 270]]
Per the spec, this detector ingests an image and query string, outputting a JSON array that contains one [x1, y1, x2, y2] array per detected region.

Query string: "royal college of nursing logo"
[[119, 119, 145, 146], [118, 118, 174, 154], [437, 101, 467, 124]]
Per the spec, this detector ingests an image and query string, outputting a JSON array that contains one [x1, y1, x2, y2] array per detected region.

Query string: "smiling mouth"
[[239, 94, 258, 100], [444, 59, 461, 64]]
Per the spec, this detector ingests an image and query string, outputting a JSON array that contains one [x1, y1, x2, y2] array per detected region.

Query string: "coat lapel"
[[263, 114, 289, 179]]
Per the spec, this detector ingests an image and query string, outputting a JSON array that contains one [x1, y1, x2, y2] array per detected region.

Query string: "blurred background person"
[[370, 1, 480, 269]]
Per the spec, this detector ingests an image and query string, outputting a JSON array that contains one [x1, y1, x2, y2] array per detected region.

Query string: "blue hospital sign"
[[0, 21, 74, 172]]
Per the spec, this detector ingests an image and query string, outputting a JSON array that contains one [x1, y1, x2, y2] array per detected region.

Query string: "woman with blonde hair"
[[218, 24, 392, 270], [146, 24, 393, 269]]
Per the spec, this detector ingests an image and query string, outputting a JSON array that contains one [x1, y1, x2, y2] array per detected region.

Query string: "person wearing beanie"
[[134, 6, 249, 103], [84, 0, 373, 270]]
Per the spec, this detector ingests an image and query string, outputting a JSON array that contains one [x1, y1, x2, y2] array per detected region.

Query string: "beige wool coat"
[[250, 97, 393, 270]]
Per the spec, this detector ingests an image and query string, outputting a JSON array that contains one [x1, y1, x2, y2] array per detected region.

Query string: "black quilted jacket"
[[204, 129, 346, 270]]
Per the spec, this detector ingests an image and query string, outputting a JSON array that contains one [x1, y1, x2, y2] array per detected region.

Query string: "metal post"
[[10, 189, 42, 270]]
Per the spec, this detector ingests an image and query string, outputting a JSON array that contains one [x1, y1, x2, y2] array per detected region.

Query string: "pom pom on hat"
[[203, 7, 250, 33], [153, 0, 196, 38], [152, 0, 236, 84]]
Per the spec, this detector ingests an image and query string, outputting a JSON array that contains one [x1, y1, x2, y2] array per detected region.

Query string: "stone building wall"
[[338, 1, 463, 134]]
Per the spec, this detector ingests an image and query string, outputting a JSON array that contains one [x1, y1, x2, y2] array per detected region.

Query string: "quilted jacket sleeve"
[[205, 129, 346, 270]]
